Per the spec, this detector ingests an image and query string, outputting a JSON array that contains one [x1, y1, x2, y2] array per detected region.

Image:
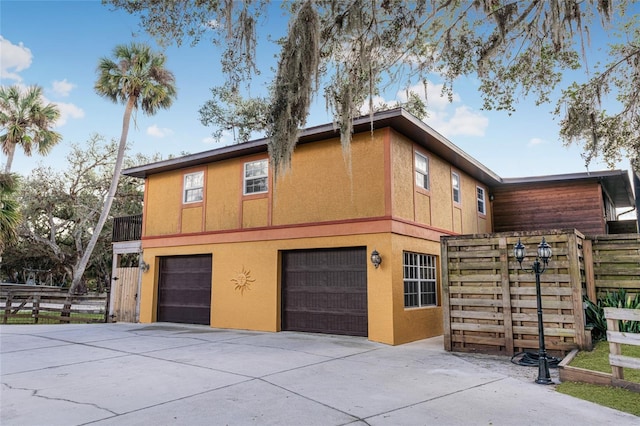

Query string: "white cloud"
[[424, 106, 488, 137], [51, 79, 76, 97], [147, 124, 174, 138], [397, 81, 461, 111], [52, 101, 85, 127], [528, 137, 546, 147], [394, 81, 488, 137], [205, 19, 222, 30], [359, 95, 392, 115], [0, 36, 32, 81]]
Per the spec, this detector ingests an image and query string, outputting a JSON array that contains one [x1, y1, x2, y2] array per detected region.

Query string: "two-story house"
[[122, 108, 501, 345], [121, 108, 636, 345]]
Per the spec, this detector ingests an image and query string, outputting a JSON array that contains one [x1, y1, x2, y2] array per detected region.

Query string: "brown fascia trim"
[[121, 108, 495, 187]]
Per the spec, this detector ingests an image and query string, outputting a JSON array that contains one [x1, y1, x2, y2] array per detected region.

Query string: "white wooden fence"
[[604, 307, 640, 391]]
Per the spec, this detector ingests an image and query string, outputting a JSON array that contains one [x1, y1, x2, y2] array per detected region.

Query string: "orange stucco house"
[[119, 108, 636, 345]]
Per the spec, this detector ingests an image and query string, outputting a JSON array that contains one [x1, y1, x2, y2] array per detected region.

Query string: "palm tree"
[[68, 42, 176, 295], [0, 85, 62, 173], [0, 173, 21, 254]]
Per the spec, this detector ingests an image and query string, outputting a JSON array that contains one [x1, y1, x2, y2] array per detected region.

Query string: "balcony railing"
[[112, 214, 142, 242]]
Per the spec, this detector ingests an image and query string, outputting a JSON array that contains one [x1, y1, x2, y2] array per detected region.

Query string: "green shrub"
[[584, 289, 640, 341]]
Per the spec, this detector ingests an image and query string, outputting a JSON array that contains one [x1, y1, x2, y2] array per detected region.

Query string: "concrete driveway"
[[1, 323, 637, 425]]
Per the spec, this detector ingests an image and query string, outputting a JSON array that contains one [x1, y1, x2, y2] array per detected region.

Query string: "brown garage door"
[[157, 254, 212, 325], [282, 247, 368, 336]]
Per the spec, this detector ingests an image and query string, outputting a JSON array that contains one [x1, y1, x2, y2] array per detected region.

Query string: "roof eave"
[[122, 108, 502, 186]]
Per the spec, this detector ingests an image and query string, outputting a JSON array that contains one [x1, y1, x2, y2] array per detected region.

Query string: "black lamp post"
[[514, 237, 554, 385]]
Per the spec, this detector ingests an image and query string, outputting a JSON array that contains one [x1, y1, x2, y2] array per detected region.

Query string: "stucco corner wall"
[[364, 236, 394, 345], [389, 234, 445, 345]]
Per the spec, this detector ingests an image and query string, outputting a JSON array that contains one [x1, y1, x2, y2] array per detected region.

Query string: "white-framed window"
[[244, 159, 268, 195], [477, 186, 486, 215], [415, 152, 429, 190], [183, 171, 204, 203], [452, 172, 461, 204], [403, 251, 437, 308]]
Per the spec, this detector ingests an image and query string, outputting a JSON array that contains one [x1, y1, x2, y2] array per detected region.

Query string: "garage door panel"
[[157, 289, 211, 303], [285, 289, 367, 309], [157, 306, 210, 325], [282, 247, 367, 337], [284, 311, 368, 336], [157, 254, 212, 325], [158, 277, 211, 291]]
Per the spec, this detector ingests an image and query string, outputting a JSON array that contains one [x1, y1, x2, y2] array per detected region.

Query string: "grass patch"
[[3, 310, 105, 324], [556, 382, 640, 416], [557, 340, 640, 417], [570, 340, 640, 383]]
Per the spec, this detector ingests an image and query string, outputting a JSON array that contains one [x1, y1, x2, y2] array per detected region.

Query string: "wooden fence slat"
[[609, 354, 640, 370], [450, 323, 505, 333], [451, 335, 506, 346], [606, 331, 640, 345], [582, 239, 596, 302], [568, 233, 588, 349], [448, 298, 504, 307], [604, 307, 640, 321], [447, 286, 502, 294], [499, 237, 514, 355], [604, 307, 640, 382], [510, 287, 573, 296], [510, 300, 574, 309], [441, 239, 452, 352], [450, 310, 504, 320], [513, 326, 577, 337]]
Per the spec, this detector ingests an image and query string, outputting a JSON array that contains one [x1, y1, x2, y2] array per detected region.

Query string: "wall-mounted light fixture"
[[140, 260, 150, 273], [370, 249, 382, 269], [514, 236, 553, 385]]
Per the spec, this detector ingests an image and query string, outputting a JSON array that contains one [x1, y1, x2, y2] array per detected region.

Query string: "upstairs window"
[[244, 159, 268, 195], [415, 152, 429, 190], [477, 186, 486, 215], [452, 172, 461, 204], [183, 171, 204, 203], [403, 251, 437, 308]]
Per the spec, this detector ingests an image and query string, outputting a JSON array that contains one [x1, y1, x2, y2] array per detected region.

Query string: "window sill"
[[242, 192, 269, 200], [182, 201, 204, 208], [403, 305, 439, 311]]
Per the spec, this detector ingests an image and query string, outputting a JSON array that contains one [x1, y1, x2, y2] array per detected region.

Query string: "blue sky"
[[0, 0, 635, 179]]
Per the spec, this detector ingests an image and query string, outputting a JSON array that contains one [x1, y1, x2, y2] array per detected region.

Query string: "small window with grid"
[[415, 152, 429, 190], [183, 171, 204, 203], [244, 159, 268, 195], [452, 172, 461, 204], [477, 186, 486, 215], [403, 251, 437, 308]]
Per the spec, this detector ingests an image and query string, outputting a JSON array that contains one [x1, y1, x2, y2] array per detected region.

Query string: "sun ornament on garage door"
[[231, 266, 255, 295]]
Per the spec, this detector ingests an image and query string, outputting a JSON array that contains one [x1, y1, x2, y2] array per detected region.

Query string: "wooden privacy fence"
[[1, 285, 107, 324], [584, 234, 640, 300], [604, 307, 640, 392], [441, 229, 588, 356]]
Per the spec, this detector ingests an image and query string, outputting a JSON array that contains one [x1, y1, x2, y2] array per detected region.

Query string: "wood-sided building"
[[491, 170, 637, 235]]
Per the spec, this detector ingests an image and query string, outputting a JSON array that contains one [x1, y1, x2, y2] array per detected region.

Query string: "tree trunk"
[[65, 97, 136, 304], [3, 144, 16, 174]]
